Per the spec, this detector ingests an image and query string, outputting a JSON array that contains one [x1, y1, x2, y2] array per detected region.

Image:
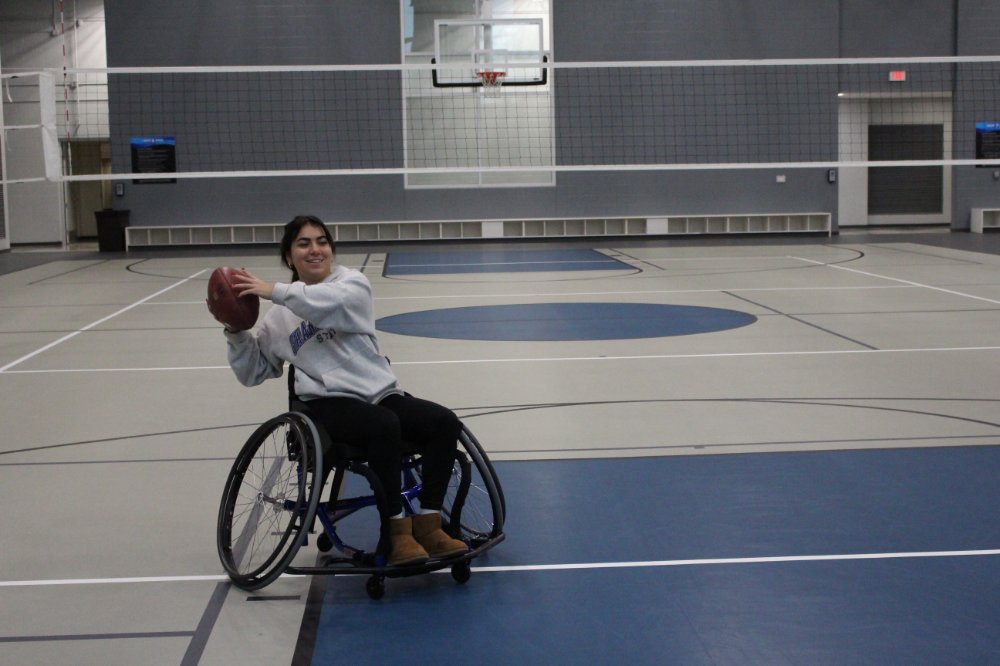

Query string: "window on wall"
[[401, 0, 553, 189]]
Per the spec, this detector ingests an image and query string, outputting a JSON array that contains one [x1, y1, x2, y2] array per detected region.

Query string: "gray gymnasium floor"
[[0, 228, 998, 665]]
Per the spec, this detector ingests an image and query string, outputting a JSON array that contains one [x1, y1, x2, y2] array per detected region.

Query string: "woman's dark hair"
[[280, 215, 335, 281]]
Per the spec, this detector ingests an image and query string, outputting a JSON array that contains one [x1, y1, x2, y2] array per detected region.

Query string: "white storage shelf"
[[970, 208, 1000, 233], [124, 213, 831, 249], [661, 213, 830, 235]]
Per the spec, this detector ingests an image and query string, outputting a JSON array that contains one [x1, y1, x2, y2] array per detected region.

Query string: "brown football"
[[206, 267, 259, 331]]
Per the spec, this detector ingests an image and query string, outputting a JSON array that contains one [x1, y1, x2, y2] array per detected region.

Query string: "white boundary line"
[[376, 284, 917, 301], [0, 269, 208, 374], [146, 285, 917, 306], [791, 257, 1000, 306], [3, 548, 998, 587], [470, 548, 1000, 573], [389, 346, 1000, 366], [2, 345, 999, 375]]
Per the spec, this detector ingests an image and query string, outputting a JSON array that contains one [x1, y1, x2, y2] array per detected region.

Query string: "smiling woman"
[[213, 214, 470, 567], [282, 215, 336, 284], [376, 302, 758, 341]]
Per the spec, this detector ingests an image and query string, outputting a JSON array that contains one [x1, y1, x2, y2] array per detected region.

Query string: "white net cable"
[[2, 56, 1000, 185]]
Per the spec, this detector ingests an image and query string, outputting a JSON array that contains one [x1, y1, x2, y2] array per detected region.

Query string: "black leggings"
[[305, 393, 461, 517]]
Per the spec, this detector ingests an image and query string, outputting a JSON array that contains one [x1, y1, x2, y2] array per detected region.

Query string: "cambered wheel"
[[217, 413, 323, 590]]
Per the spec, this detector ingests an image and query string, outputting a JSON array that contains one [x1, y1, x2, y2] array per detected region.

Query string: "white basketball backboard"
[[433, 18, 546, 86]]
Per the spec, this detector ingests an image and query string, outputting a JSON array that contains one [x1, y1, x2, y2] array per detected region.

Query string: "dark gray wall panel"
[[553, 171, 836, 219], [554, 0, 839, 61], [957, 0, 1000, 55], [105, 1, 399, 66], [120, 176, 406, 227], [840, 0, 955, 57], [952, 1, 1000, 228]]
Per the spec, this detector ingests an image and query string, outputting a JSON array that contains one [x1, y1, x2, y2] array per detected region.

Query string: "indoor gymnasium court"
[[1, 2, 999, 664]]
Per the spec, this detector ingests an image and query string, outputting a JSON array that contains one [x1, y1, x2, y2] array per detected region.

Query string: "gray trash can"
[[95, 209, 130, 252]]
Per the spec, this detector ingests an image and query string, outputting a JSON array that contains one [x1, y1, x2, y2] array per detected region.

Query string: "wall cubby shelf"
[[970, 208, 1000, 233], [124, 213, 831, 249]]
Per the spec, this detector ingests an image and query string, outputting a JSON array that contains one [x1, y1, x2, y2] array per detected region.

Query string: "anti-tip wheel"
[[366, 575, 386, 600], [451, 561, 472, 584]]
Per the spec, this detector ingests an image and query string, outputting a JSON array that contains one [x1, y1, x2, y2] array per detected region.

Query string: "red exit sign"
[[888, 70, 907, 82]]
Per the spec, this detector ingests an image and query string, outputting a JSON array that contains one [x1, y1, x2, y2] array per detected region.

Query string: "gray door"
[[867, 124, 943, 216]]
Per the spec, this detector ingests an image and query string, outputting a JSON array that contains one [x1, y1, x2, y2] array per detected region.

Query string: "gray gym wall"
[[100, 0, 1000, 232]]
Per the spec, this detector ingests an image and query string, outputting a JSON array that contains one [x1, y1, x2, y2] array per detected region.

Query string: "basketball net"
[[476, 70, 505, 97]]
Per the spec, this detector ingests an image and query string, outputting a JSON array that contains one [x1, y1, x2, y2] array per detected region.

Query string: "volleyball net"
[[3, 56, 1000, 186]]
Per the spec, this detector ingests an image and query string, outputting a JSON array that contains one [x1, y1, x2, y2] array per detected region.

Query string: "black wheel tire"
[[316, 532, 333, 552]]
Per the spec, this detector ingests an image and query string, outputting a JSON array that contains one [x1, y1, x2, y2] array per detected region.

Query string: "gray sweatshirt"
[[224, 265, 403, 403]]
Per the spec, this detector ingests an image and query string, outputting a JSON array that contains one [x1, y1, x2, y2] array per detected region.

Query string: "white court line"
[[150, 284, 916, 307], [0, 269, 209, 374], [3, 548, 998, 587], [470, 548, 1000, 573], [388, 259, 626, 268], [376, 284, 915, 302], [791, 256, 1000, 306], [2, 345, 999, 375], [389, 346, 1000, 366]]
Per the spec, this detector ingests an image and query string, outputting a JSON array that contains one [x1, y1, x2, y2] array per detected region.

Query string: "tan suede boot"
[[388, 517, 429, 566], [412, 512, 468, 559]]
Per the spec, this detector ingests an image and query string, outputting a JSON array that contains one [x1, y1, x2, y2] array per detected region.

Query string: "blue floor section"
[[383, 248, 632, 275], [307, 446, 1000, 664], [376, 303, 757, 341]]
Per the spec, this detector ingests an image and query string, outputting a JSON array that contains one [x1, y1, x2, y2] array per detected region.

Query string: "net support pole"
[[37, 71, 61, 182], [0, 52, 7, 251]]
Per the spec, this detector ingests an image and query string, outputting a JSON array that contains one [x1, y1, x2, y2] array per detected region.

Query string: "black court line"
[[2, 397, 997, 463], [607, 248, 661, 271], [0, 631, 194, 643], [290, 564, 328, 666], [0, 434, 995, 466], [0, 457, 243, 467], [724, 290, 879, 349], [858, 242, 988, 264], [483, 434, 1000, 456], [0, 423, 257, 457], [0, 252, 106, 278], [180, 582, 230, 666]]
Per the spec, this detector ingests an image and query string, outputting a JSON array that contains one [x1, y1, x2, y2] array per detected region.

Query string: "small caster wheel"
[[316, 532, 333, 552], [451, 561, 471, 584], [366, 575, 385, 600]]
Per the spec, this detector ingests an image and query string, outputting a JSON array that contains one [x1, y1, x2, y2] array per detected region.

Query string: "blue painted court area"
[[376, 303, 757, 340], [305, 446, 1000, 664], [383, 248, 632, 275]]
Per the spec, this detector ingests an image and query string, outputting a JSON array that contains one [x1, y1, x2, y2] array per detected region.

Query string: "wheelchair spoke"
[[217, 413, 322, 590]]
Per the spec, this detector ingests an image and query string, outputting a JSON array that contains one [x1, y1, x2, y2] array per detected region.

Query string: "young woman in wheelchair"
[[213, 214, 467, 567]]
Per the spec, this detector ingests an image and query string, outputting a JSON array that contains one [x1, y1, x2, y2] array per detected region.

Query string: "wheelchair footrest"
[[285, 530, 504, 579]]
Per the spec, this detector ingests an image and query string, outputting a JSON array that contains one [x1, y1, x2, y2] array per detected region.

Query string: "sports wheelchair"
[[216, 371, 505, 600]]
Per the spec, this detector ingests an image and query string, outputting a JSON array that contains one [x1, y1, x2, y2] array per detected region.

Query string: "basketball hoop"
[[476, 70, 506, 96]]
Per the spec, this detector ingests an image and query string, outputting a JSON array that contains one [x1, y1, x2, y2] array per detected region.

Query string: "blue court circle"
[[376, 303, 757, 341]]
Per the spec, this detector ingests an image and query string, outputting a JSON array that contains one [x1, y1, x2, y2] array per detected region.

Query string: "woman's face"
[[286, 223, 334, 284]]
